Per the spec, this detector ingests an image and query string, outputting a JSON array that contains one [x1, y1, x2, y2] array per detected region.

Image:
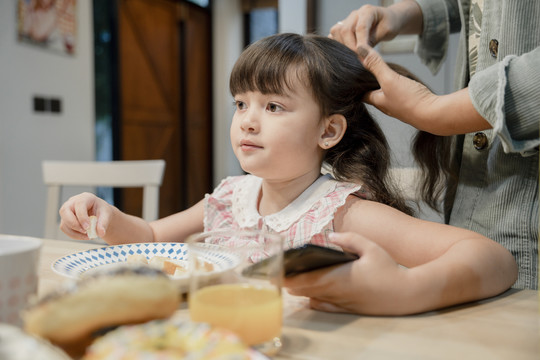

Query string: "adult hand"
[[59, 192, 113, 240], [284, 232, 412, 315], [359, 45, 490, 135], [329, 1, 422, 52], [357, 44, 441, 132]]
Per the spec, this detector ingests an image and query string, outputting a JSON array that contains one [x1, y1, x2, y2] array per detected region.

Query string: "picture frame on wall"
[[17, 0, 77, 56], [378, 0, 417, 54]]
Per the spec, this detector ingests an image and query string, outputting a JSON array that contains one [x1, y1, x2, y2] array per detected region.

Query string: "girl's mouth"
[[240, 140, 262, 151]]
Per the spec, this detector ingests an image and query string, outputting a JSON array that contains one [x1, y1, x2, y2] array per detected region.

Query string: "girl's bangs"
[[230, 42, 305, 96]]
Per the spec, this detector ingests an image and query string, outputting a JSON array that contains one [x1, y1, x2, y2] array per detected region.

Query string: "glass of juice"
[[187, 229, 284, 356]]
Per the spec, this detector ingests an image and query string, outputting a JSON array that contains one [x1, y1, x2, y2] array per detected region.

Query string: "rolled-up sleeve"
[[415, 0, 461, 74], [469, 47, 540, 154]]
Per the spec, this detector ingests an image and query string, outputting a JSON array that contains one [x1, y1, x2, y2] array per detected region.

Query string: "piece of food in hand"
[[82, 317, 251, 360], [22, 266, 181, 358], [86, 216, 98, 239]]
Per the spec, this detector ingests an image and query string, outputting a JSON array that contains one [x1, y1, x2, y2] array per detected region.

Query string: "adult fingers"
[[329, 20, 357, 51], [362, 88, 386, 108], [353, 5, 379, 48], [357, 44, 394, 82]]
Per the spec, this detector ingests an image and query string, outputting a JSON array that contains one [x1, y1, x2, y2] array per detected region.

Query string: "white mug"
[[0, 235, 42, 326]]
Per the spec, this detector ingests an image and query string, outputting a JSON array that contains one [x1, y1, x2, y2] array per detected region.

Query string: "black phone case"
[[242, 244, 359, 278], [283, 244, 359, 276]]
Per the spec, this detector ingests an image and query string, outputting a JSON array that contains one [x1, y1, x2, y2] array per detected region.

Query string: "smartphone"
[[242, 244, 359, 278]]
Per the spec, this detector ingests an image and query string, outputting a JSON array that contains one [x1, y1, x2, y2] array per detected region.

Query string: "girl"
[[59, 33, 517, 315]]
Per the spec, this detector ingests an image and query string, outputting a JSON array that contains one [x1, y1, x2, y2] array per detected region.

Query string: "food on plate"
[[126, 254, 214, 277], [22, 266, 181, 358], [87, 215, 98, 239], [82, 318, 251, 360], [0, 323, 71, 360]]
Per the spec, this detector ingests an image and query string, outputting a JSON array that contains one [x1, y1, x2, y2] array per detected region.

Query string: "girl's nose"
[[240, 110, 259, 133]]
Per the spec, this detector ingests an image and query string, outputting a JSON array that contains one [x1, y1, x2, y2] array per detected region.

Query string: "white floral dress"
[[203, 174, 364, 250]]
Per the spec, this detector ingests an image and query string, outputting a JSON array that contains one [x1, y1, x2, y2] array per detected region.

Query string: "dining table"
[[37, 237, 539, 360]]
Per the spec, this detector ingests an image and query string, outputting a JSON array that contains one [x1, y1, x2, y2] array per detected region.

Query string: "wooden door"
[[118, 0, 212, 218]]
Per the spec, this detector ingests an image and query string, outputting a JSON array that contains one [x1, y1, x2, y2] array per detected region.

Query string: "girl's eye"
[[267, 103, 282, 113], [234, 100, 247, 110]]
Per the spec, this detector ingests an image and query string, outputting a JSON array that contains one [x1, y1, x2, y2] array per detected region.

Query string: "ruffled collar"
[[232, 174, 339, 232]]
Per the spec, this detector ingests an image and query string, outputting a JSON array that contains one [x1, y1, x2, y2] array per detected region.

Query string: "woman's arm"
[[468, 47, 540, 153], [285, 197, 517, 315], [415, 0, 461, 74], [358, 44, 491, 135]]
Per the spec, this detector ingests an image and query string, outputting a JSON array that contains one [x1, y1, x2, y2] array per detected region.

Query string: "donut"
[[23, 266, 181, 358], [82, 317, 251, 360]]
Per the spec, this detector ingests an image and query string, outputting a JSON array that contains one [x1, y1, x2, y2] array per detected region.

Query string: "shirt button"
[[473, 132, 489, 150], [489, 39, 498, 58]]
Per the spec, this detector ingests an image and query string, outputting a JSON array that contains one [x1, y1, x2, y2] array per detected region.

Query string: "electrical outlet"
[[33, 96, 46, 112], [33, 96, 62, 114], [50, 98, 62, 113]]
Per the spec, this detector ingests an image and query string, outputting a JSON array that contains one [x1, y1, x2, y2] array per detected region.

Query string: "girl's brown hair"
[[230, 33, 449, 215]]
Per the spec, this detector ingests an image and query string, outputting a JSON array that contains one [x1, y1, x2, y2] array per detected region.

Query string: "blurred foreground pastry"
[[83, 317, 251, 360], [0, 324, 71, 360], [23, 266, 181, 358]]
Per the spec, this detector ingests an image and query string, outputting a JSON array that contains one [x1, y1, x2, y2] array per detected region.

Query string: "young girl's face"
[[230, 74, 326, 182]]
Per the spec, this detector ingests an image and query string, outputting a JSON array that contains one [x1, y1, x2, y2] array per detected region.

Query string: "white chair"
[[42, 160, 165, 240]]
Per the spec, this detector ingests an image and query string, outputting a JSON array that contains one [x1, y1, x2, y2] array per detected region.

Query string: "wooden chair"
[[42, 160, 165, 240]]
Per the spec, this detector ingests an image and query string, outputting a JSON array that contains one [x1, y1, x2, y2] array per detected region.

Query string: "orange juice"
[[189, 283, 282, 346]]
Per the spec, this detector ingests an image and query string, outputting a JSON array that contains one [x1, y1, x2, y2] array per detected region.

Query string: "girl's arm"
[[149, 199, 205, 243], [285, 197, 518, 315], [59, 193, 204, 245]]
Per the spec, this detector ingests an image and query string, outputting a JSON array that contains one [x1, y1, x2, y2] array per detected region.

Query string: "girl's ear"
[[319, 114, 346, 149]]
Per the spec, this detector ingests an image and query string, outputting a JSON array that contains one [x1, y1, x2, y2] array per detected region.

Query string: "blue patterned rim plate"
[[52, 242, 239, 291]]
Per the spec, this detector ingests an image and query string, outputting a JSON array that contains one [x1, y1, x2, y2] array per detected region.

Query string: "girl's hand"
[[59, 192, 113, 240], [284, 232, 412, 315]]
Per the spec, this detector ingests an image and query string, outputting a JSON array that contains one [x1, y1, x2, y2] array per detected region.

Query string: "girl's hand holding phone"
[[284, 232, 410, 315]]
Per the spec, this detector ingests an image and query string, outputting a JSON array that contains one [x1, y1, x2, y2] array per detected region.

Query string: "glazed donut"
[[82, 316, 251, 360], [23, 266, 181, 358]]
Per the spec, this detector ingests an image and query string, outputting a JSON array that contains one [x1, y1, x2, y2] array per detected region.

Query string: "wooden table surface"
[[38, 238, 539, 360]]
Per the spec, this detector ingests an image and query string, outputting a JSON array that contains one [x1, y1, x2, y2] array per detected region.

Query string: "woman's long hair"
[[230, 33, 450, 215]]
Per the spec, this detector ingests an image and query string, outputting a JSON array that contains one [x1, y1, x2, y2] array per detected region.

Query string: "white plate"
[[52, 242, 239, 292]]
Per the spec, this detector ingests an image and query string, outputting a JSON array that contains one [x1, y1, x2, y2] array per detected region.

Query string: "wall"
[[211, 0, 244, 186], [0, 1, 94, 237]]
